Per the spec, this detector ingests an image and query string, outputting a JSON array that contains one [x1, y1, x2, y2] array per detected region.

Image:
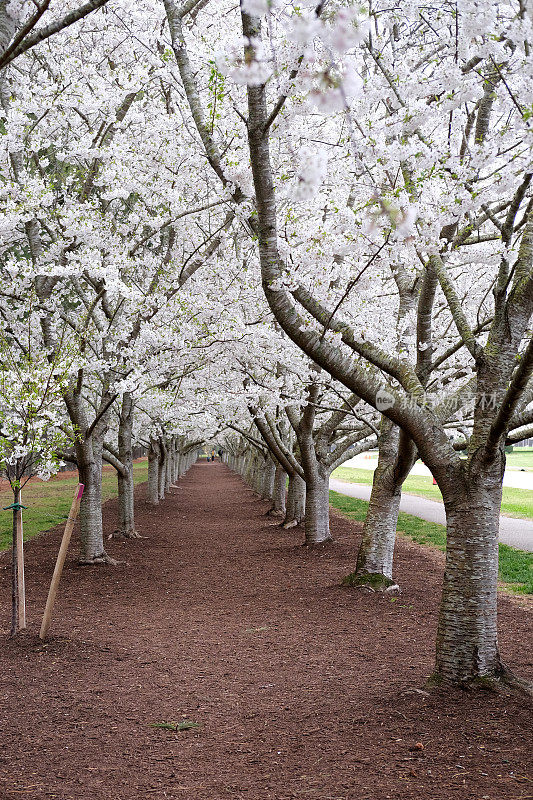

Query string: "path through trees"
[[0, 462, 531, 800]]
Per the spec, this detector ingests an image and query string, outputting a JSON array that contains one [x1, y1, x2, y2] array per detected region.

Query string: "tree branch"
[[431, 253, 483, 361], [0, 0, 111, 70]]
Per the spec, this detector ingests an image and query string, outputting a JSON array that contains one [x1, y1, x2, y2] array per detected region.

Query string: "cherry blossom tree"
[[0, 303, 69, 633], [237, 0, 533, 686], [0, 1, 232, 559], [162, 0, 533, 685]]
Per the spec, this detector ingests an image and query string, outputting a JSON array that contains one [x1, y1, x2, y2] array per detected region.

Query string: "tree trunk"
[[115, 393, 139, 538], [304, 472, 331, 544], [350, 422, 410, 589], [251, 453, 262, 493], [352, 477, 400, 587], [158, 439, 167, 501], [244, 451, 258, 490], [78, 438, 114, 564], [147, 439, 160, 505], [434, 475, 503, 685], [261, 457, 276, 500], [176, 447, 181, 483], [348, 418, 396, 588], [117, 470, 136, 537], [268, 464, 287, 516], [165, 439, 173, 491], [10, 485, 20, 636], [282, 472, 305, 528]]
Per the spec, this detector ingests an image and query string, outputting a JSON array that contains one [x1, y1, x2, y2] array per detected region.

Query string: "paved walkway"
[[329, 478, 533, 552]]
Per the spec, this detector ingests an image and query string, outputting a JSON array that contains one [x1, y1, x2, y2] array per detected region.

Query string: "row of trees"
[[0, 0, 231, 566], [0, 0, 532, 689]]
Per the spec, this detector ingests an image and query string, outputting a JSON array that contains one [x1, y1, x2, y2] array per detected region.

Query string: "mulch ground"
[[0, 461, 531, 800]]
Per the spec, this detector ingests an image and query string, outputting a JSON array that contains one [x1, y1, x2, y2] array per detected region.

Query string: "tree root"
[[303, 536, 334, 549], [266, 508, 285, 517], [342, 571, 399, 592], [498, 662, 533, 697], [281, 518, 301, 529], [426, 662, 533, 697], [78, 551, 118, 566], [109, 529, 143, 539]]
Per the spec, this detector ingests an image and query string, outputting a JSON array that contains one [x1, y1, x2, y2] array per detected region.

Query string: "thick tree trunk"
[[282, 472, 305, 528], [268, 464, 287, 516], [293, 391, 332, 545], [78, 438, 114, 564], [434, 477, 503, 685], [353, 479, 399, 584], [147, 439, 160, 506], [304, 472, 331, 544], [117, 470, 136, 538], [351, 284, 419, 584], [350, 422, 409, 589]]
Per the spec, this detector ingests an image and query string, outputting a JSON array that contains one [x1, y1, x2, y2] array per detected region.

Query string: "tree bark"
[[78, 437, 114, 564], [350, 422, 414, 588], [354, 475, 400, 585], [434, 471, 503, 685], [268, 464, 287, 516], [283, 472, 305, 528], [147, 439, 160, 506], [10, 485, 20, 636], [253, 453, 263, 494], [158, 438, 167, 501], [261, 456, 276, 500], [59, 383, 116, 565], [243, 451, 254, 486], [165, 438, 173, 491], [291, 387, 333, 545], [115, 393, 139, 538], [245, 450, 262, 493], [172, 443, 180, 483], [117, 469, 136, 536], [304, 471, 331, 544]]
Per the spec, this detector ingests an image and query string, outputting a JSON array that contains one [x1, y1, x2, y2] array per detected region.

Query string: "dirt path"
[[0, 462, 531, 800]]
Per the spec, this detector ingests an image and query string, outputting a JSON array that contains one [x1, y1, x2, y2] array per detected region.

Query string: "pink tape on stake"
[[77, 484, 85, 499]]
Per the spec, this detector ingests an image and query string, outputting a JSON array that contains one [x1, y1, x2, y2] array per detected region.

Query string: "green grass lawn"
[[332, 465, 533, 520], [356, 447, 533, 471], [0, 460, 149, 552], [505, 447, 533, 471], [330, 491, 533, 595]]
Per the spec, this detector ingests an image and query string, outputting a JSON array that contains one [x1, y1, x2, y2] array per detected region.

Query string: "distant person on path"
[[218, 448, 223, 461], [211, 449, 216, 462]]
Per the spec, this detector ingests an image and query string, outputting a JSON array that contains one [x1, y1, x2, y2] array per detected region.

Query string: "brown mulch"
[[0, 461, 531, 800]]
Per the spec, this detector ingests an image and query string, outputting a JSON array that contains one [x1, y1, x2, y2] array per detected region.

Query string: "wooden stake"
[[39, 484, 84, 641]]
